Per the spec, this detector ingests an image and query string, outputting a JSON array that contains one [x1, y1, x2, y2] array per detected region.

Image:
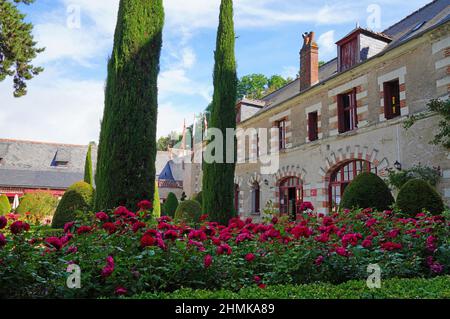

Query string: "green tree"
[[237, 74, 267, 100], [83, 144, 93, 186], [202, 0, 237, 224], [157, 132, 182, 151], [0, 195, 11, 215], [266, 75, 291, 94], [164, 192, 178, 218], [0, 0, 44, 97], [94, 0, 164, 211]]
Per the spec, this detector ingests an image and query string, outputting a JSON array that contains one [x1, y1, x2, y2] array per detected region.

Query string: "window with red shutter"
[[337, 89, 358, 133], [383, 80, 401, 120], [308, 112, 319, 142]]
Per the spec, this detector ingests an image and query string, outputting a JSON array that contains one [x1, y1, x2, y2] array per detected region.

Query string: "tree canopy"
[[237, 73, 292, 100], [0, 0, 44, 97]]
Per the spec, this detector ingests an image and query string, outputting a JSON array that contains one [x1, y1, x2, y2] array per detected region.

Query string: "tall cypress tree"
[[95, 0, 164, 211], [83, 144, 93, 186], [202, 0, 237, 224]]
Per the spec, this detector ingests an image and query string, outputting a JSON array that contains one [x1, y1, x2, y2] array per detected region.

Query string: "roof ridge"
[[0, 138, 88, 148], [382, 0, 440, 33]]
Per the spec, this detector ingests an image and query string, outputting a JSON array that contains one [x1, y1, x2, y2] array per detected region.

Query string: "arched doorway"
[[329, 160, 377, 211], [279, 177, 303, 218]]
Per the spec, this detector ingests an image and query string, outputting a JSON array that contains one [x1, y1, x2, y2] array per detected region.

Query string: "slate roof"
[[247, 0, 449, 119], [0, 139, 173, 189]]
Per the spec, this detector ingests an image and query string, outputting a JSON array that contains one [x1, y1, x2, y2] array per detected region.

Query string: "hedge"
[[340, 173, 394, 211], [131, 276, 450, 299], [396, 179, 445, 216], [164, 192, 178, 218], [174, 200, 202, 223], [16, 192, 58, 223], [0, 194, 11, 215]]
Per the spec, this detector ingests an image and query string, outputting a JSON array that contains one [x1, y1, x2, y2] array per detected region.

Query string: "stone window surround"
[[378, 66, 408, 121], [269, 110, 292, 150]]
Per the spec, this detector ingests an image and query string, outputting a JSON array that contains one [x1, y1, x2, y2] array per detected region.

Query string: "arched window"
[[329, 160, 377, 211], [279, 177, 303, 217], [234, 184, 240, 214], [251, 182, 260, 215]]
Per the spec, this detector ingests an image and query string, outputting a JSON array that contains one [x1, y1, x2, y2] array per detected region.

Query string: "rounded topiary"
[[174, 200, 202, 223], [193, 191, 203, 205], [340, 172, 394, 211], [52, 181, 94, 228], [0, 195, 11, 215], [164, 192, 179, 218], [16, 192, 58, 222], [396, 179, 445, 216]]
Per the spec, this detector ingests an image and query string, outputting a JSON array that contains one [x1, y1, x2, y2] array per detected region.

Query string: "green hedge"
[[131, 276, 450, 299], [52, 181, 94, 228], [174, 200, 202, 223], [16, 192, 58, 222], [164, 192, 178, 218], [396, 179, 445, 216], [340, 172, 394, 211], [0, 195, 11, 215]]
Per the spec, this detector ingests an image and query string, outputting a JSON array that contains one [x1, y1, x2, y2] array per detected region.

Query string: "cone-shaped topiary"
[[153, 181, 161, 218], [94, 0, 164, 211], [164, 192, 178, 218], [396, 179, 445, 216], [202, 0, 238, 225], [52, 181, 94, 228], [84, 144, 93, 186], [0, 195, 11, 215], [175, 200, 202, 223], [340, 172, 394, 211]]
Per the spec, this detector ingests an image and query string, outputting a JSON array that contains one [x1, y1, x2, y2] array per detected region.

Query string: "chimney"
[[300, 31, 319, 91]]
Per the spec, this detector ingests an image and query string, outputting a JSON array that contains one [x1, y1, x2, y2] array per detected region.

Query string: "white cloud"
[[318, 30, 336, 59], [157, 103, 197, 137]]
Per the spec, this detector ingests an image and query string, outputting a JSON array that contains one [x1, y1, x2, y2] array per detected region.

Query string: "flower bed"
[[0, 206, 449, 298]]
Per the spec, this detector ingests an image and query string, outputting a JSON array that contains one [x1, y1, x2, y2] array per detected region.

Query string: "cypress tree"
[[83, 144, 93, 186], [202, 0, 237, 224], [95, 0, 164, 211]]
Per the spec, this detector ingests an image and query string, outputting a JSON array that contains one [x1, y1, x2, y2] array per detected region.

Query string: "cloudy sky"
[[0, 0, 430, 145]]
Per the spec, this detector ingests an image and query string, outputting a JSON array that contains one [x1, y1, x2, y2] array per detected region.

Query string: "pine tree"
[[94, 0, 164, 211], [0, 0, 44, 97], [202, 0, 237, 224], [83, 144, 93, 186]]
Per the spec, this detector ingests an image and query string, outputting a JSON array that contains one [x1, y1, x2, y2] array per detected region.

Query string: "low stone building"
[[0, 139, 178, 203], [234, 0, 450, 218]]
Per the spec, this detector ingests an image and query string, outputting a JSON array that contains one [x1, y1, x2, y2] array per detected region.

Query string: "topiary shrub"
[[153, 181, 161, 218], [340, 172, 394, 211], [0, 195, 11, 215], [396, 179, 445, 216], [16, 191, 58, 223], [193, 191, 203, 205], [52, 181, 94, 228], [164, 192, 179, 218], [174, 200, 202, 223]]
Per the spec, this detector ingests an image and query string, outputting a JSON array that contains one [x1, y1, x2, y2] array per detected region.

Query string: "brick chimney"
[[300, 31, 319, 91]]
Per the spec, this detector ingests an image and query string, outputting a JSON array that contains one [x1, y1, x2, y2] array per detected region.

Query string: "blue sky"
[[0, 0, 430, 144]]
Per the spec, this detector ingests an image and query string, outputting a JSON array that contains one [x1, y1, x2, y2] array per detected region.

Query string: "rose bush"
[[0, 202, 448, 299]]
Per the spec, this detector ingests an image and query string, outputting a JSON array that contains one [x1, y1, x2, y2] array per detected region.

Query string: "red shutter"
[[352, 88, 358, 128], [337, 95, 345, 133]]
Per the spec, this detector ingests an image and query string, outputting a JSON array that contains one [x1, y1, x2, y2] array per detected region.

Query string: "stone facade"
[[234, 7, 450, 219]]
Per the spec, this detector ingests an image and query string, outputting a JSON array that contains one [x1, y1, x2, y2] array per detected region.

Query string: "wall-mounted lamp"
[[394, 161, 402, 171]]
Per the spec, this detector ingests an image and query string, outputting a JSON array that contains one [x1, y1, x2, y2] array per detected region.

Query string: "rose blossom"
[[0, 216, 7, 229], [45, 237, 63, 251], [204, 254, 213, 268], [64, 222, 75, 233], [245, 253, 256, 262], [101, 256, 114, 278], [96, 212, 109, 222], [10, 221, 30, 235], [137, 200, 152, 211], [115, 286, 128, 296]]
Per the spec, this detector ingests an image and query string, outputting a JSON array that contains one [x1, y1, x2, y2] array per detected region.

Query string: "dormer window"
[[336, 28, 391, 73], [52, 149, 70, 167]]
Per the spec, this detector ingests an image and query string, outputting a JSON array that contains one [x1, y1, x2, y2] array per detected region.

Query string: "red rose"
[[66, 246, 78, 254], [199, 214, 209, 222], [245, 253, 255, 262], [10, 221, 29, 235], [216, 243, 232, 255], [137, 200, 152, 211], [132, 222, 146, 233], [115, 286, 128, 296], [164, 230, 179, 241], [141, 234, 156, 248], [45, 237, 63, 251], [0, 233, 6, 248], [204, 254, 213, 268], [96, 212, 109, 222], [77, 226, 92, 235], [381, 242, 402, 251], [362, 239, 372, 248], [101, 256, 114, 278], [102, 222, 117, 235], [0, 216, 7, 229], [64, 222, 75, 233], [336, 247, 349, 257], [314, 255, 324, 266], [253, 275, 262, 283], [258, 283, 267, 289]]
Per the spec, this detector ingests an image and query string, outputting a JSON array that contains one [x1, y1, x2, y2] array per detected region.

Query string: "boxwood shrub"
[[396, 179, 445, 216], [174, 199, 202, 223], [340, 172, 394, 211]]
